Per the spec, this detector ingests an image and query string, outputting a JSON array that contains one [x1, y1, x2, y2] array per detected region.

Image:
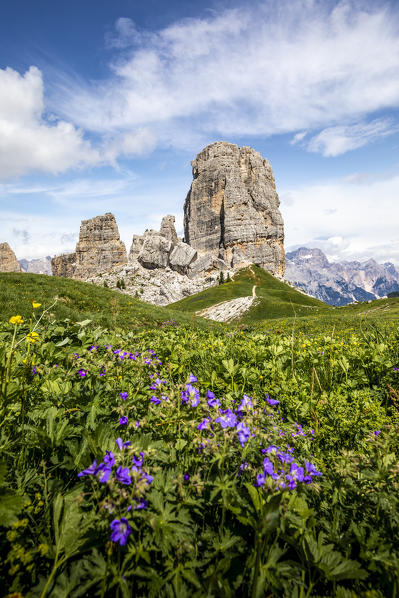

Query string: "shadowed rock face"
[[0, 242, 21, 272], [183, 141, 285, 276], [51, 253, 77, 278], [51, 213, 127, 279]]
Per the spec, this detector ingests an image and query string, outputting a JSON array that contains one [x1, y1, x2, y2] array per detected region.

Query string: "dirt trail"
[[197, 266, 258, 322], [249, 265, 257, 298]]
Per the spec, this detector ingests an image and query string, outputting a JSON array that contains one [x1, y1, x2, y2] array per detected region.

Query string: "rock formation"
[[52, 213, 127, 279], [0, 242, 21, 272], [50, 142, 286, 304], [52, 252, 77, 278], [184, 141, 285, 276], [128, 215, 197, 275]]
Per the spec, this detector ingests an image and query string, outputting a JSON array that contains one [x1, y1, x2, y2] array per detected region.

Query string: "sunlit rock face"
[[183, 141, 285, 276], [52, 213, 127, 279], [0, 242, 21, 272]]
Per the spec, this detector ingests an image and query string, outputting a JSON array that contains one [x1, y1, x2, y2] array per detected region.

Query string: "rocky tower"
[[52, 213, 127, 279], [184, 141, 285, 275], [0, 242, 21, 272]]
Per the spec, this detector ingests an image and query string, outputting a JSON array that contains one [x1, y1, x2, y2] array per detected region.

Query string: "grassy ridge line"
[[0, 272, 223, 331], [171, 265, 330, 321]]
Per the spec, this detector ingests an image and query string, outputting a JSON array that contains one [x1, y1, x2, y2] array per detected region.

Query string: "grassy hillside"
[[171, 265, 331, 320], [0, 272, 222, 331], [1, 278, 398, 596]]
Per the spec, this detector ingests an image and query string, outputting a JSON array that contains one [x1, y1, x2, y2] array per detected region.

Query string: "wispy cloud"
[[306, 118, 399, 156], [53, 1, 399, 152], [2, 1, 399, 180]]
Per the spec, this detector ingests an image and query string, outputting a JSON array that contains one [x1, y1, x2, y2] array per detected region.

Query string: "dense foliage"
[[1, 299, 399, 597]]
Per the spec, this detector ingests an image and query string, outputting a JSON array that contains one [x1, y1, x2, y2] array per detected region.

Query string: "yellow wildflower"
[[38, 543, 49, 556], [9, 315, 24, 325], [26, 331, 39, 344], [31, 301, 41, 308]]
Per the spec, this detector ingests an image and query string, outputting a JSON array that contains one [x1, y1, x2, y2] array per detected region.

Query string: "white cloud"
[[0, 172, 188, 259], [0, 66, 101, 179], [306, 118, 399, 156], [290, 131, 307, 145], [282, 172, 399, 264], [52, 0, 399, 152]]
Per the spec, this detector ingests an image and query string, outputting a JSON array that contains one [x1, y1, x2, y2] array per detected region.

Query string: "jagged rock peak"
[[183, 141, 285, 276], [52, 213, 127, 280], [160, 215, 178, 244], [0, 242, 21, 272]]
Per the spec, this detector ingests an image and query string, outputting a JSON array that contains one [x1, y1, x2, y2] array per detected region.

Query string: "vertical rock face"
[[184, 141, 285, 276], [74, 213, 127, 279], [0, 242, 21, 272], [51, 253, 77, 278], [51, 213, 127, 279]]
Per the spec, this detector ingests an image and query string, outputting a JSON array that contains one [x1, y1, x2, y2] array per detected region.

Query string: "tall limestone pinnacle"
[[183, 141, 285, 276]]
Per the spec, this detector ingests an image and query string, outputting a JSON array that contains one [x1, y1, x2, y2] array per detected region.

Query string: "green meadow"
[[0, 271, 398, 597]]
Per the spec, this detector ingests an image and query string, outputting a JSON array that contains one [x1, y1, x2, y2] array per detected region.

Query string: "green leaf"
[[55, 337, 71, 347], [175, 439, 187, 450], [0, 491, 29, 526]]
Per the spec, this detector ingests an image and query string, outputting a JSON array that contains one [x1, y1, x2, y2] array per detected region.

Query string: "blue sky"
[[1, 0, 399, 264]]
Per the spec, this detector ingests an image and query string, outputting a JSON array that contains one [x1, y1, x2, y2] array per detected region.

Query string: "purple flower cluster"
[[78, 440, 153, 490], [181, 382, 201, 407], [255, 446, 322, 491]]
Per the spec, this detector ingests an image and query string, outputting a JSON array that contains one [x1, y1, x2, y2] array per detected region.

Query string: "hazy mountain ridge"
[[285, 247, 399, 306], [19, 256, 52, 275]]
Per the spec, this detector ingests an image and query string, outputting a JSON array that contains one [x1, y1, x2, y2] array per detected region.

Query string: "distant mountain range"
[[285, 247, 399, 306], [19, 256, 52, 275], [18, 248, 399, 307]]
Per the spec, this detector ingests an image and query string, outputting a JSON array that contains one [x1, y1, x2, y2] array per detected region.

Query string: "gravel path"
[[197, 294, 256, 322]]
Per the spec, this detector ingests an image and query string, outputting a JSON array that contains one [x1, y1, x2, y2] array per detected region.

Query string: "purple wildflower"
[[374, 430, 381, 436], [266, 395, 280, 406], [215, 409, 237, 428], [96, 464, 112, 483], [110, 518, 132, 545], [115, 438, 131, 450], [236, 422, 251, 447], [104, 451, 115, 467], [188, 373, 198, 383], [197, 418, 210, 431], [184, 473, 190, 481], [78, 460, 98, 477], [134, 499, 148, 510], [141, 472, 153, 485], [115, 466, 131, 485], [256, 473, 266, 487], [150, 396, 161, 405], [207, 390, 220, 408], [132, 452, 145, 468], [120, 392, 128, 401], [237, 394, 253, 412], [304, 461, 322, 478], [119, 416, 128, 426], [78, 369, 87, 377]]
